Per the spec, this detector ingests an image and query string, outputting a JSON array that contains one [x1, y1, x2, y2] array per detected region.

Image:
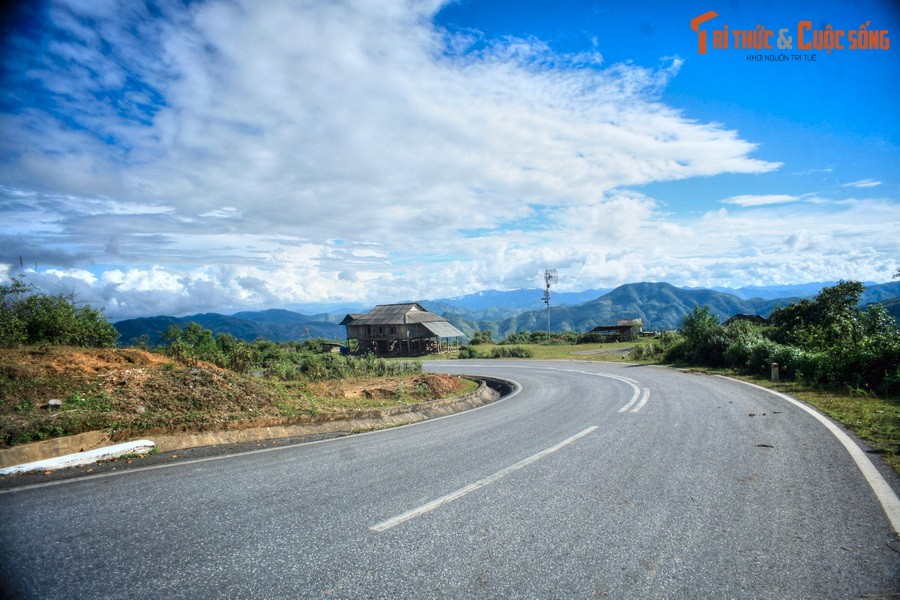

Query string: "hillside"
[[860, 281, 900, 304], [114, 280, 900, 344], [115, 311, 346, 346], [425, 288, 612, 311], [0, 347, 471, 449], [490, 282, 795, 336]]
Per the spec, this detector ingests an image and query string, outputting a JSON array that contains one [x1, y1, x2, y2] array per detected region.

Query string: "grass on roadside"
[[0, 347, 480, 449]]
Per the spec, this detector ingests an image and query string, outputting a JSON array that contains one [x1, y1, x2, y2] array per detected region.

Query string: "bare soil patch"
[[0, 347, 473, 448]]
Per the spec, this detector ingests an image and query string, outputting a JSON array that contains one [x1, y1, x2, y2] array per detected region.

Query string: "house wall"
[[347, 323, 432, 341]]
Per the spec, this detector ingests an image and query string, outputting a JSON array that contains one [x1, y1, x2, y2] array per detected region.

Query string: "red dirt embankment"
[[0, 346, 471, 452]]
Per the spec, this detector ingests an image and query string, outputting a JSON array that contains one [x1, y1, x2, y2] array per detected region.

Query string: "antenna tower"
[[542, 269, 558, 343]]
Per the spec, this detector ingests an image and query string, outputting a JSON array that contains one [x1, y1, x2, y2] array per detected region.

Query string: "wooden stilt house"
[[341, 303, 464, 356]]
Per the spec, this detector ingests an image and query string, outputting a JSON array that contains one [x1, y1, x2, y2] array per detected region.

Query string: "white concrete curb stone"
[[0, 440, 156, 476]]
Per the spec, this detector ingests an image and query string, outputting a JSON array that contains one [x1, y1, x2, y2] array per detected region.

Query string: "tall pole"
[[543, 283, 551, 343], [542, 269, 557, 345]]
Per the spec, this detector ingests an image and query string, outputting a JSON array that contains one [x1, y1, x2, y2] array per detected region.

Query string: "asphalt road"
[[1, 360, 898, 599]]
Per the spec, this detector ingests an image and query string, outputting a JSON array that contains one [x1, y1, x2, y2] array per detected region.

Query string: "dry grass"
[[0, 347, 476, 447]]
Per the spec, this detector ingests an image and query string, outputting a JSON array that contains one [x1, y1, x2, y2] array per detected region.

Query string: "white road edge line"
[[721, 376, 900, 535], [370, 425, 599, 533]]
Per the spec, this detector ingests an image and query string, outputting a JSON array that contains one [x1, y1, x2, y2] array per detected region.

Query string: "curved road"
[[1, 360, 898, 598]]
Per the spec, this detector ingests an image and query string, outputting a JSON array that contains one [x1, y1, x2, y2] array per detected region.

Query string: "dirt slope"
[[0, 346, 468, 448]]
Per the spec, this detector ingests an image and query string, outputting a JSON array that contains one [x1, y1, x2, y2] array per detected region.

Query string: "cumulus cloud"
[[1, 0, 892, 318]]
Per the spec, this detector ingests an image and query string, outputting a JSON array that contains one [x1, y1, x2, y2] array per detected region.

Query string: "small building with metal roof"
[[341, 303, 464, 356], [588, 318, 643, 341]]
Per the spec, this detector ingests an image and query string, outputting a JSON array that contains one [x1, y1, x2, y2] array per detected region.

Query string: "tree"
[[469, 329, 494, 345], [676, 305, 727, 366], [768, 280, 864, 349]]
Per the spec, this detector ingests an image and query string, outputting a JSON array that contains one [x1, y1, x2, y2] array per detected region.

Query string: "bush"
[[576, 332, 609, 344], [457, 346, 482, 359], [671, 306, 727, 366], [499, 332, 532, 345], [630, 331, 682, 361], [0, 277, 118, 347], [489, 346, 534, 358], [469, 330, 494, 345], [722, 320, 765, 368], [671, 284, 900, 394], [265, 359, 300, 380], [768, 280, 865, 350], [293, 352, 421, 380], [499, 331, 578, 345]]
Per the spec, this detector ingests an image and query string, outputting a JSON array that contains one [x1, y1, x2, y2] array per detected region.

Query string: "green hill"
[[491, 282, 795, 336], [115, 312, 345, 346]]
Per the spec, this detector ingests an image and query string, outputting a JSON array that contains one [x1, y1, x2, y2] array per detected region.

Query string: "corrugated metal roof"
[[422, 321, 465, 338], [346, 303, 447, 325], [339, 313, 365, 325]]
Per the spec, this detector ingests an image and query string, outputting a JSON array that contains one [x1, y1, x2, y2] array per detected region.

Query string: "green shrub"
[[500, 331, 532, 345], [768, 280, 865, 350], [670, 283, 900, 394], [677, 306, 727, 366], [265, 359, 300, 380], [630, 331, 682, 361], [291, 352, 421, 380], [0, 277, 118, 347], [489, 346, 534, 358], [498, 331, 578, 345], [469, 330, 494, 345], [457, 346, 482, 359]]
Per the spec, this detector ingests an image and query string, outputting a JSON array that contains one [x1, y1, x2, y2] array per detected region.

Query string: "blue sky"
[[0, 0, 898, 318]]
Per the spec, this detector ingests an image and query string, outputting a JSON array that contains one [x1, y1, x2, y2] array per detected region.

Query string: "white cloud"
[[722, 194, 799, 207], [842, 178, 882, 188], [199, 207, 243, 219], [0, 0, 894, 319], [792, 166, 833, 176]]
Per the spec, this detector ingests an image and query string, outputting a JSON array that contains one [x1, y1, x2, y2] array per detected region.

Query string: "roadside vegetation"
[[0, 345, 474, 448], [631, 281, 899, 395], [154, 322, 423, 380], [0, 277, 118, 348], [0, 281, 473, 449]]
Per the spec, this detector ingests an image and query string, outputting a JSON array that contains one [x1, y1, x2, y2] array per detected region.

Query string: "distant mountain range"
[[114, 281, 900, 346], [114, 310, 349, 347]]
